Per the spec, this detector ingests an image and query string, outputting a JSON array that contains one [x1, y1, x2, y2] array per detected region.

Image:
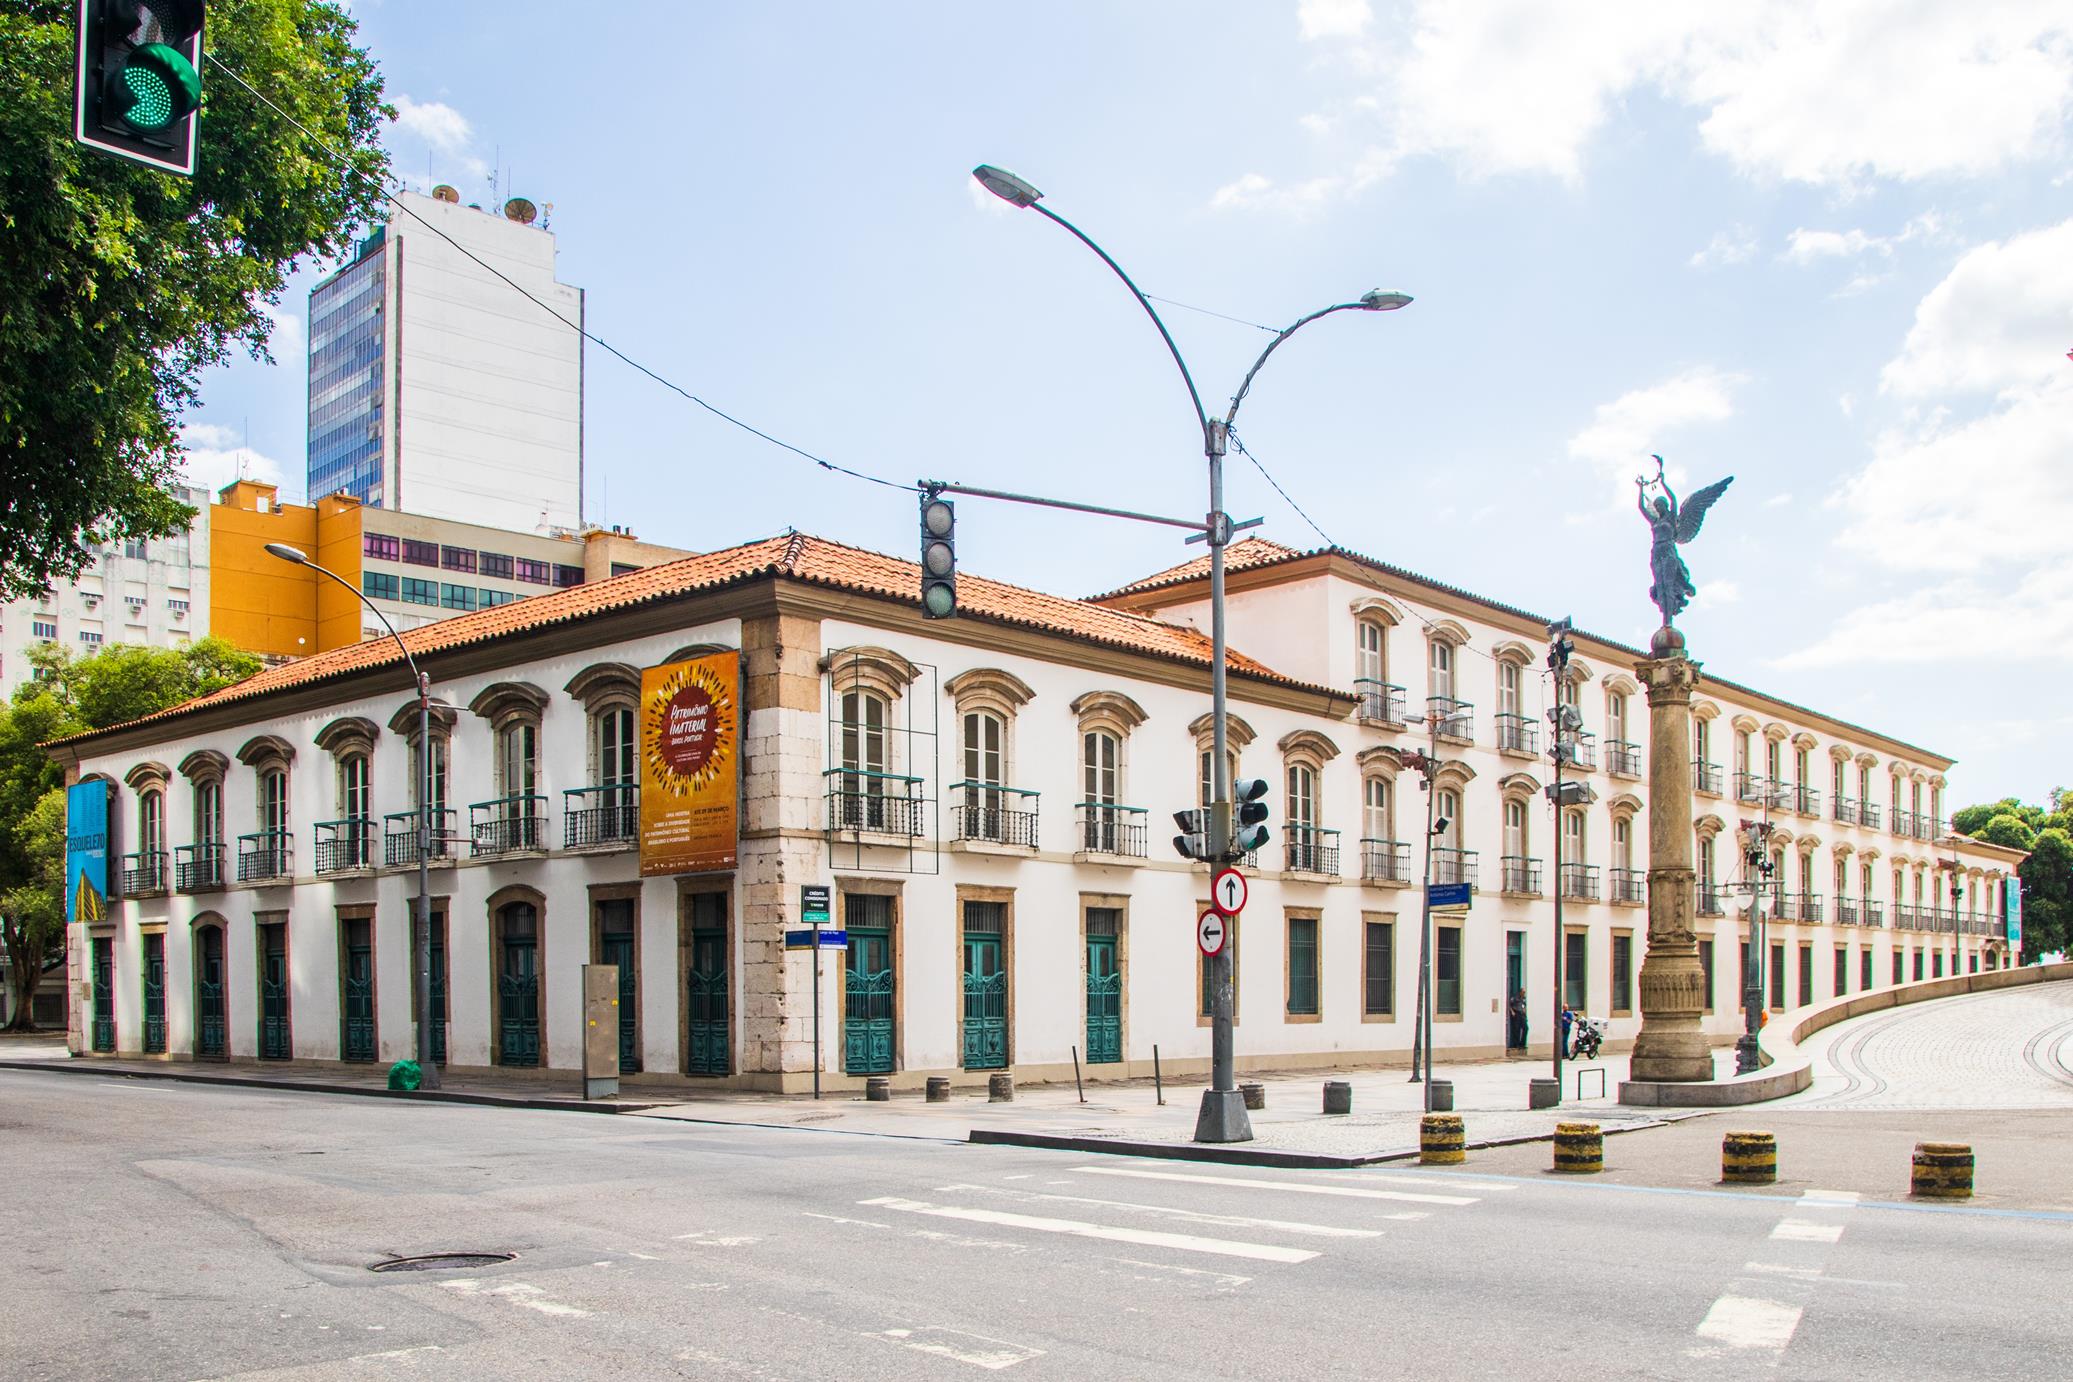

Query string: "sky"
[[186, 1, 2073, 809]]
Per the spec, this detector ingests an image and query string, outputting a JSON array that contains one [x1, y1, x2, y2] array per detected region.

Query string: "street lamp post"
[[264, 542, 440, 1090], [972, 164, 1409, 1142]]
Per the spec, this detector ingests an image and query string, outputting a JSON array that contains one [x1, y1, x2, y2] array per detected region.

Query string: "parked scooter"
[[1569, 1016, 1607, 1061]]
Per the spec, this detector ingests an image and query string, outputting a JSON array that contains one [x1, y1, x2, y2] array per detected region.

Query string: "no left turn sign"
[[1211, 867, 1248, 916], [1197, 910, 1228, 956]]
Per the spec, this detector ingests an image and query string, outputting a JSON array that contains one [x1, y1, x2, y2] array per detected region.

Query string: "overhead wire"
[[203, 53, 918, 496]]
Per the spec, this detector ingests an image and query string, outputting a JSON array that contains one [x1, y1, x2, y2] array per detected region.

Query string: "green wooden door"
[[141, 934, 165, 1053], [195, 928, 225, 1058], [259, 926, 291, 1060], [499, 932, 540, 1067], [686, 928, 728, 1075], [91, 938, 114, 1052], [1085, 931, 1121, 1064], [961, 902, 1006, 1071], [599, 926, 639, 1072], [342, 918, 375, 1062], [843, 927, 894, 1075]]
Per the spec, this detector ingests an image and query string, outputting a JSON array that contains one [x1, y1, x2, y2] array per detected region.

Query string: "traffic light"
[[74, 1, 205, 176], [919, 492, 955, 618], [1232, 777, 1272, 857], [1172, 809, 1209, 861]]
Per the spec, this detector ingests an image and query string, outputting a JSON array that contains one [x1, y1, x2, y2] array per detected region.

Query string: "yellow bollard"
[[1420, 1113, 1465, 1165], [1552, 1121, 1603, 1174], [1721, 1131, 1778, 1184], [1911, 1142, 1974, 1199]]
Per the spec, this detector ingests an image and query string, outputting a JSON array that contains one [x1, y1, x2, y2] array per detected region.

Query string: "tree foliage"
[[0, 638, 260, 1027], [0, 1, 390, 598], [1976, 812, 2039, 852], [1954, 792, 2073, 960]]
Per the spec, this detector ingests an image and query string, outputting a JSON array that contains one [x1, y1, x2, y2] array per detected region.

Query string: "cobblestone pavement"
[[1781, 979, 2073, 1111]]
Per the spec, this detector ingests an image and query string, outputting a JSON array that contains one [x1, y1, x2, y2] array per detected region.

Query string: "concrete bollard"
[[925, 1076, 951, 1103], [1721, 1131, 1778, 1184], [1322, 1080, 1352, 1115], [1528, 1077, 1559, 1110], [1553, 1121, 1603, 1174], [1240, 1081, 1266, 1111], [1420, 1113, 1465, 1165], [987, 1071, 1014, 1103], [1428, 1079, 1455, 1113], [1911, 1142, 1974, 1199], [864, 1076, 891, 1102]]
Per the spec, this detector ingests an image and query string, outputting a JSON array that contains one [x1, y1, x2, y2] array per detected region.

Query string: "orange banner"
[[639, 651, 740, 876]]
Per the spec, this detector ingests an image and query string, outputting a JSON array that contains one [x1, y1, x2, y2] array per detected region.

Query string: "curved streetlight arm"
[[300, 557, 424, 688], [1030, 203, 1212, 447], [1224, 300, 1375, 434]]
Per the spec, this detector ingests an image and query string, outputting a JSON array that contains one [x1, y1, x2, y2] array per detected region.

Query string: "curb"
[[969, 1116, 1687, 1168], [0, 1057, 660, 1115]]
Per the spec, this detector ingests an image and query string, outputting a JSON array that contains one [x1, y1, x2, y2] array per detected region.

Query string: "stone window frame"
[[1360, 910, 1397, 1023], [1496, 772, 1542, 896], [1424, 619, 1470, 706], [1602, 673, 1640, 758], [1071, 690, 1148, 812], [946, 668, 1036, 793], [1489, 641, 1535, 758], [388, 697, 459, 816], [1188, 711, 1255, 809], [236, 734, 295, 837], [123, 760, 170, 866], [487, 882, 549, 1068], [565, 662, 642, 789], [469, 682, 551, 802], [1079, 891, 1131, 1061], [955, 882, 1018, 1071], [1606, 792, 1643, 891], [1277, 729, 1339, 855], [1428, 758, 1476, 852], [826, 646, 919, 786], [1349, 597, 1401, 706], [1283, 905, 1323, 1023], [1354, 747, 1400, 856], [314, 716, 379, 823], [179, 749, 229, 857], [588, 880, 644, 1073]]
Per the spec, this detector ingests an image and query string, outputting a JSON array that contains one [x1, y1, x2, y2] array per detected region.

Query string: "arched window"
[[1429, 638, 1455, 702], [335, 753, 371, 867], [959, 709, 1010, 841], [1285, 761, 1320, 868], [1436, 788, 1461, 850], [1614, 816, 1634, 874], [1502, 797, 1534, 894], [1363, 776, 1393, 844], [1496, 659, 1532, 753], [1355, 618, 1392, 719], [1562, 808, 1593, 899], [1081, 729, 1122, 852], [946, 668, 1035, 847], [566, 662, 642, 845], [1699, 836, 1719, 912], [470, 683, 549, 855]]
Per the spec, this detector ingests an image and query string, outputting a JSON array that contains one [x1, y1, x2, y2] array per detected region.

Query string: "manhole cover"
[[369, 1252, 515, 1274]]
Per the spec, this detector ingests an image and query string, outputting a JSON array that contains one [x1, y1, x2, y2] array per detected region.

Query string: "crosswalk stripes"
[[1070, 1165, 1482, 1206], [857, 1196, 1323, 1264]]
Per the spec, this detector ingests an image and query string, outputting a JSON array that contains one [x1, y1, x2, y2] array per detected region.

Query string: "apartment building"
[[50, 530, 2023, 1086]]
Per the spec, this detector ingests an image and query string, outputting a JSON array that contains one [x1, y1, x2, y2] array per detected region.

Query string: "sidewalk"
[[630, 1053, 1732, 1168]]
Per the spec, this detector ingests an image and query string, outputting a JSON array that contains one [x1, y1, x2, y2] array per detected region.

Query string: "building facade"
[[307, 190, 585, 533], [0, 484, 211, 700], [52, 532, 2024, 1088]]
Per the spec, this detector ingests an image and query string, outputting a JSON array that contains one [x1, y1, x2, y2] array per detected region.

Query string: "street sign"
[[801, 884, 831, 925], [1211, 867, 1248, 916], [1427, 881, 1473, 911], [784, 929, 817, 949], [1197, 910, 1228, 956], [815, 929, 848, 948]]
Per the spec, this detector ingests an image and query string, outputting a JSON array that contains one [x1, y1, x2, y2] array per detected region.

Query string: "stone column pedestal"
[[1628, 630, 1714, 1081]]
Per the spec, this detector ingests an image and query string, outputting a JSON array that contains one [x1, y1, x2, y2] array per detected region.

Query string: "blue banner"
[[2006, 878, 2023, 954], [65, 782, 109, 925]]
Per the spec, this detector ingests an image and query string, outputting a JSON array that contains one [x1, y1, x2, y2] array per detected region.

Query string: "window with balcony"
[[1698, 836, 1723, 914], [177, 750, 228, 891], [1495, 660, 1535, 754], [236, 736, 295, 883], [1501, 797, 1538, 895], [1071, 690, 1147, 858], [467, 682, 548, 856], [1612, 816, 1644, 903], [1361, 774, 1405, 882], [825, 650, 924, 838], [1284, 759, 1334, 874], [1560, 808, 1598, 900], [316, 721, 375, 873], [1354, 616, 1401, 723], [1426, 634, 1472, 738]]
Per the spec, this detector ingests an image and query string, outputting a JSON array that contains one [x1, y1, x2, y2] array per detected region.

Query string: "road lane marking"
[[858, 1196, 1319, 1264], [1770, 1220, 1844, 1243], [1073, 1166, 1477, 1206], [935, 1182, 1385, 1238], [1108, 1258, 1252, 1289], [438, 1280, 591, 1319], [1694, 1294, 1803, 1352], [874, 1326, 1043, 1370]]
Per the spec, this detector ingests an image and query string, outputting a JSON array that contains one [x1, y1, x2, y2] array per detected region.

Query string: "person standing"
[[1507, 989, 1528, 1052], [1560, 1003, 1576, 1058]]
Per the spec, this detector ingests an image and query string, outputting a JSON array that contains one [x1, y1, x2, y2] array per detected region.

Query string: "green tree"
[[1976, 812, 2039, 852], [0, 639, 260, 1027], [1950, 797, 2043, 836], [0, 1, 389, 598], [2019, 828, 2073, 959]]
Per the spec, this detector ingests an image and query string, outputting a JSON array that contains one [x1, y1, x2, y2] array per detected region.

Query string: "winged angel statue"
[[1637, 455, 1732, 629]]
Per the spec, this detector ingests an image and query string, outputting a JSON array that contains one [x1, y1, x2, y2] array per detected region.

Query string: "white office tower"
[[307, 188, 585, 532]]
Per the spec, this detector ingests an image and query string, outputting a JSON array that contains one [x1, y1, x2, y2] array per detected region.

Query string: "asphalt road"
[[3, 1071, 2067, 1381]]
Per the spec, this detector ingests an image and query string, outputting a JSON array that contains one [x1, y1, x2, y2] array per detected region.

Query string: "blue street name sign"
[[784, 929, 817, 949], [816, 929, 848, 948], [1427, 882, 1473, 910]]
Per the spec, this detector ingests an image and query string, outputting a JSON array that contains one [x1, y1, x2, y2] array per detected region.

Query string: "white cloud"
[[965, 175, 1012, 216], [1264, 2, 2073, 200], [258, 301, 302, 356], [177, 424, 286, 493], [1782, 227, 1886, 264], [1298, 0, 1371, 41], [391, 95, 472, 153], [1689, 225, 1757, 269], [1697, 579, 1741, 607], [1566, 367, 1744, 503], [1208, 170, 1352, 215], [1880, 217, 2073, 398], [1764, 493, 1793, 508]]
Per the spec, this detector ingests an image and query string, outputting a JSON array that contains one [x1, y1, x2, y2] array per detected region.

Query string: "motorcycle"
[[1569, 1016, 1607, 1060]]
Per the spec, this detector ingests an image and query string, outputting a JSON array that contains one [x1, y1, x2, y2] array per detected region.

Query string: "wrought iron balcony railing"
[[1431, 846, 1479, 891], [174, 842, 225, 891], [1612, 867, 1647, 904], [120, 849, 167, 894], [1360, 838, 1410, 884], [1769, 884, 1795, 920], [1076, 802, 1147, 857], [1834, 796, 1859, 826], [1797, 891, 1824, 923], [1795, 785, 1821, 816], [1892, 807, 1915, 838], [1915, 814, 1942, 842], [1500, 855, 1543, 895], [1698, 884, 1726, 916], [564, 784, 638, 848], [384, 809, 458, 867], [1558, 731, 1598, 772], [1495, 712, 1538, 755], [1285, 826, 1341, 876], [1862, 899, 1884, 927], [1560, 861, 1602, 901], [1859, 800, 1882, 829], [824, 769, 926, 838], [1892, 902, 1918, 929], [314, 818, 375, 874], [950, 782, 1039, 848], [1693, 760, 1724, 795], [1735, 771, 1767, 805], [237, 830, 292, 883], [1836, 894, 1860, 926], [1355, 679, 1407, 726], [470, 794, 549, 857], [1426, 695, 1473, 741], [1607, 740, 1642, 777]]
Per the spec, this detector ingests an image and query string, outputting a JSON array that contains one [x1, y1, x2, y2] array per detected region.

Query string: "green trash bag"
[[387, 1059, 423, 1091]]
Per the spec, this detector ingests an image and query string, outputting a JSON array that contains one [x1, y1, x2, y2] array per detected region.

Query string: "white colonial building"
[[49, 531, 2026, 1089]]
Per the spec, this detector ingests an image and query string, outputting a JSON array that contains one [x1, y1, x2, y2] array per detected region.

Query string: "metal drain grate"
[[369, 1252, 515, 1273]]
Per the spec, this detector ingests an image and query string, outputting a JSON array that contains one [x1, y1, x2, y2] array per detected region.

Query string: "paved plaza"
[[1783, 980, 2073, 1111]]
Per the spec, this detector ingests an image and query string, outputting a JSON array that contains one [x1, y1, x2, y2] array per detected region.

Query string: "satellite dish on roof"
[[431, 184, 460, 203], [503, 197, 538, 225]]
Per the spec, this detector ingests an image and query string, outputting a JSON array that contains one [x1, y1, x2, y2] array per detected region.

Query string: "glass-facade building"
[[307, 229, 387, 505]]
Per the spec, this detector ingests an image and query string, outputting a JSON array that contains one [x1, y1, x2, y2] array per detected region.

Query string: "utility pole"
[[1400, 745, 1442, 1093], [1544, 620, 1582, 1092], [1735, 810, 1776, 1075]]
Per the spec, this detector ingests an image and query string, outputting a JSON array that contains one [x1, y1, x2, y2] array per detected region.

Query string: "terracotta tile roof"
[[1090, 537, 1302, 600], [53, 531, 1337, 748]]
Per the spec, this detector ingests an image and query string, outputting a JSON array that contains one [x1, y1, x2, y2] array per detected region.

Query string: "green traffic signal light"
[[107, 41, 201, 133]]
